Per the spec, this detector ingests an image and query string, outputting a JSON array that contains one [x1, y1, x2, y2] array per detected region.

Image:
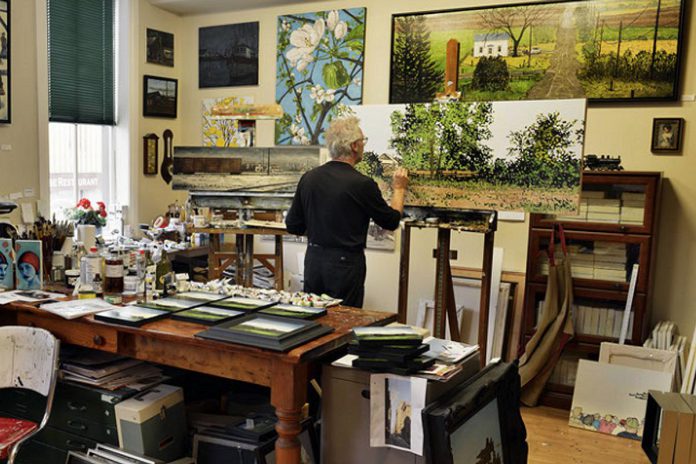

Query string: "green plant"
[[471, 56, 510, 92], [65, 198, 107, 227]]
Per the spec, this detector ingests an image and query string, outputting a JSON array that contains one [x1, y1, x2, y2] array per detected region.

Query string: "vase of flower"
[[65, 199, 108, 243]]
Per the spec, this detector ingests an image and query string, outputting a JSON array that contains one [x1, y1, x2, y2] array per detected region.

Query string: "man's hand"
[[392, 167, 409, 190]]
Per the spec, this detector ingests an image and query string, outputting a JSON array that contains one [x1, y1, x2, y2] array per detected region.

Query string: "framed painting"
[[202, 96, 255, 147], [651, 117, 683, 153], [199, 22, 258, 88], [422, 361, 527, 464], [0, 0, 9, 123], [276, 8, 366, 145], [390, 0, 687, 104], [146, 28, 174, 67], [143, 75, 177, 118]]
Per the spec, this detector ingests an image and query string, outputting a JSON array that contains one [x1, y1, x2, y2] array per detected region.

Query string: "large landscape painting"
[[349, 99, 586, 213], [276, 8, 366, 145], [390, 0, 685, 103]]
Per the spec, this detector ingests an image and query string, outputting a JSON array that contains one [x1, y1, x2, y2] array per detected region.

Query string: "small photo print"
[[651, 118, 683, 153], [229, 317, 303, 337], [385, 377, 412, 449]]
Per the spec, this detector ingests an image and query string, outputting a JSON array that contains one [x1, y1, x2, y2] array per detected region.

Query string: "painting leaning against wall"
[[202, 96, 255, 147], [390, 0, 686, 104], [0, 0, 10, 124], [347, 98, 586, 213], [276, 8, 366, 145]]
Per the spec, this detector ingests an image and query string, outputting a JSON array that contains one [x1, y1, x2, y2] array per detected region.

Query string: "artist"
[[285, 116, 408, 308]]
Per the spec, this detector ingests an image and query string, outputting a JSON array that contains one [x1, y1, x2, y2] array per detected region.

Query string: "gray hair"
[[325, 116, 362, 159]]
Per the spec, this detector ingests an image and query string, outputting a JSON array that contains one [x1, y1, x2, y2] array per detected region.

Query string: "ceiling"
[[148, 0, 326, 16]]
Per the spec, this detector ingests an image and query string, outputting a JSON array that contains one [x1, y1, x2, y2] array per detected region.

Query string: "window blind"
[[47, 0, 115, 125]]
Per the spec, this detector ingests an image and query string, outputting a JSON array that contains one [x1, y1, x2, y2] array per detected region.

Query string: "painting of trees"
[[390, 15, 442, 103], [477, 5, 552, 57]]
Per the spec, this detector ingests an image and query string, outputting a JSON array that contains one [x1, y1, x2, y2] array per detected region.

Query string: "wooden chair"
[[0, 327, 59, 463]]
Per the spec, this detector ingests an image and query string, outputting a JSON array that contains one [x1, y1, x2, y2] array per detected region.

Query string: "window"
[[47, 0, 118, 220]]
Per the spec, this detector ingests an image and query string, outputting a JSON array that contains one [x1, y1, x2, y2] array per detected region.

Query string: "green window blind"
[[47, 0, 115, 125]]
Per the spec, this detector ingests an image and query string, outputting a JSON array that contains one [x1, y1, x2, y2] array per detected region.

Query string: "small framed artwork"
[[143, 75, 177, 118], [651, 118, 684, 153], [146, 28, 174, 67], [143, 133, 159, 175]]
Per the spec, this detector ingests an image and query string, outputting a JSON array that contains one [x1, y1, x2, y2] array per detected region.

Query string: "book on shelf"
[[537, 301, 634, 339]]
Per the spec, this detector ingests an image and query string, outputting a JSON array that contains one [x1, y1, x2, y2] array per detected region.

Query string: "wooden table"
[[0, 301, 396, 464], [193, 227, 287, 289]]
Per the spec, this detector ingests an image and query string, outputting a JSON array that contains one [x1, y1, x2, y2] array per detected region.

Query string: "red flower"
[[99, 210, 107, 218], [97, 201, 106, 210], [77, 198, 91, 209]]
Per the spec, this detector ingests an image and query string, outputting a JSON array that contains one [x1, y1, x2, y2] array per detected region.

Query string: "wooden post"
[[275, 235, 284, 290], [478, 230, 495, 366], [235, 234, 244, 285], [433, 228, 451, 339], [397, 224, 411, 324], [436, 39, 461, 99]]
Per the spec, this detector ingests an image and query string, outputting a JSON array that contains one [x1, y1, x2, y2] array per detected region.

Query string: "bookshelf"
[[523, 171, 662, 409]]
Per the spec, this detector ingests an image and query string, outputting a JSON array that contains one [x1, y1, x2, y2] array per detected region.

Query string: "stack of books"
[[61, 349, 166, 391], [349, 326, 433, 375], [548, 353, 581, 387], [593, 241, 627, 281], [620, 192, 645, 224], [535, 301, 634, 339]]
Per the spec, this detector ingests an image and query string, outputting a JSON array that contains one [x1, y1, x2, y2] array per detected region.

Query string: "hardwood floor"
[[522, 406, 650, 463]]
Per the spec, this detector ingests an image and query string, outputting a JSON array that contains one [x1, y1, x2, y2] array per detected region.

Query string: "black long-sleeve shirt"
[[285, 161, 401, 250]]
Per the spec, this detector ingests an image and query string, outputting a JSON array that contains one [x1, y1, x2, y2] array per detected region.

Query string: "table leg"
[[235, 234, 244, 285], [244, 234, 254, 287], [271, 360, 307, 464]]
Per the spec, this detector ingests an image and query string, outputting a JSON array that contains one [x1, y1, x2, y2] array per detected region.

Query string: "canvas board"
[[199, 22, 258, 87], [599, 341, 677, 388], [15, 240, 42, 290], [202, 96, 254, 147], [570, 359, 672, 439], [349, 98, 586, 213], [370, 374, 428, 455], [276, 8, 365, 145], [0, 238, 13, 289], [450, 399, 504, 463]]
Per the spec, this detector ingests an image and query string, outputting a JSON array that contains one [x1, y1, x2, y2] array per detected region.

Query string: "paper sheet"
[[370, 374, 427, 455]]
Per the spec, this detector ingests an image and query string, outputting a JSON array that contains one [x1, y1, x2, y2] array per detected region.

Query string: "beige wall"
[[4, 0, 696, 337], [0, 0, 40, 224]]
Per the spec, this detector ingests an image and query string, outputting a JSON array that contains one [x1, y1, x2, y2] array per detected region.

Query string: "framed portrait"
[[422, 361, 527, 464], [143, 133, 159, 175], [199, 22, 258, 88], [146, 28, 174, 67], [143, 75, 177, 118], [651, 118, 684, 153], [390, 0, 687, 104], [0, 0, 10, 124]]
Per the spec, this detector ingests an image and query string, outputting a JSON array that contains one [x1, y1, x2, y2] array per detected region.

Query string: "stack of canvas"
[[620, 192, 646, 224], [534, 300, 634, 339], [593, 241, 627, 282], [548, 353, 581, 387], [349, 326, 433, 375]]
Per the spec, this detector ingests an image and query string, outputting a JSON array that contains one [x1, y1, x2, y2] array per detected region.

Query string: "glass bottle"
[[104, 253, 124, 304]]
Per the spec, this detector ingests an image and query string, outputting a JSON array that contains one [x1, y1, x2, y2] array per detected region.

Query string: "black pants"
[[304, 245, 366, 308]]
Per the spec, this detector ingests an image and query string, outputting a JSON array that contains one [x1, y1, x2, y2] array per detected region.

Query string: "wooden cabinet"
[[522, 171, 661, 409]]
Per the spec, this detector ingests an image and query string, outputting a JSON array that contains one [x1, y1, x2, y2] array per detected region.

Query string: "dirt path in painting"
[[527, 6, 586, 99]]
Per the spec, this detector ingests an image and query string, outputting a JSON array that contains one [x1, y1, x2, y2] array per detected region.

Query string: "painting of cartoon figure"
[[0, 238, 13, 289], [15, 240, 42, 290], [570, 360, 672, 440]]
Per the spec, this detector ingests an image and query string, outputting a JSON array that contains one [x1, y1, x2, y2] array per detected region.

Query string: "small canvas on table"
[[0, 238, 13, 290], [15, 240, 42, 290], [570, 360, 672, 440]]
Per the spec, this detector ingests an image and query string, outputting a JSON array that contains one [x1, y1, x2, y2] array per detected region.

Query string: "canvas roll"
[[77, 225, 97, 250]]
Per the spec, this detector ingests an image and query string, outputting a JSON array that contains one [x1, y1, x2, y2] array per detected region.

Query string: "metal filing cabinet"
[[321, 356, 480, 464]]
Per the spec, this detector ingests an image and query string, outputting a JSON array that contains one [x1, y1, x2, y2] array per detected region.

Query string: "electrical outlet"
[[0, 144, 11, 151]]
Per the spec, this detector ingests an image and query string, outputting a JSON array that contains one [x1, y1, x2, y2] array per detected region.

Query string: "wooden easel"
[[397, 210, 497, 367]]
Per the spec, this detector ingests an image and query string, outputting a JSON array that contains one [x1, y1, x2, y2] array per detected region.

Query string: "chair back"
[[0, 326, 59, 397]]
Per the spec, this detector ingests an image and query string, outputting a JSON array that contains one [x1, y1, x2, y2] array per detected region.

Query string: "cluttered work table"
[[0, 297, 396, 464]]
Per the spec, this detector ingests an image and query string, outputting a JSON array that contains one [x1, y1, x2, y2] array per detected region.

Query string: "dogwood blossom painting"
[[276, 8, 366, 145]]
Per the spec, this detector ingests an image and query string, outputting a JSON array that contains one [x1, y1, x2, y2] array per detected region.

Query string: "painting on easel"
[[348, 98, 585, 213]]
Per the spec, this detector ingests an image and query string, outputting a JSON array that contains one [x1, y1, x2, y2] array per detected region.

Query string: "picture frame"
[[199, 21, 259, 88], [422, 361, 527, 464], [259, 303, 327, 320], [143, 75, 177, 118], [171, 305, 245, 325], [146, 28, 174, 67], [0, 0, 10, 124], [143, 133, 159, 175], [210, 296, 277, 311], [94, 305, 170, 327], [195, 313, 333, 351], [651, 118, 684, 153], [389, 0, 687, 104]]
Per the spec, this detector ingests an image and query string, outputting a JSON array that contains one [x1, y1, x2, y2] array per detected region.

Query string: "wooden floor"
[[522, 406, 650, 463]]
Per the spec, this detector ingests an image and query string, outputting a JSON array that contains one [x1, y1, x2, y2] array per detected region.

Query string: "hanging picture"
[[0, 0, 10, 124], [390, 0, 686, 104], [651, 117, 683, 153], [202, 96, 255, 147], [199, 22, 259, 88], [143, 75, 177, 118], [276, 8, 366, 145], [349, 98, 586, 213], [146, 28, 174, 67]]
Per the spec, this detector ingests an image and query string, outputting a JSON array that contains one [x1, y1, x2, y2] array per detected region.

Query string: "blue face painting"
[[18, 262, 37, 282], [0, 263, 6, 280]]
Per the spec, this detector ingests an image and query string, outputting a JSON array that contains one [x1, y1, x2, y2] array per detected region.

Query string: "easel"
[[397, 209, 497, 367]]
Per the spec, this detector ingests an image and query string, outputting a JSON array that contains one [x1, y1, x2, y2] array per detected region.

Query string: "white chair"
[[0, 327, 59, 463]]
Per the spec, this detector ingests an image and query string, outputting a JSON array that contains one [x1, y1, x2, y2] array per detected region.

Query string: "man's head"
[[325, 116, 365, 165]]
